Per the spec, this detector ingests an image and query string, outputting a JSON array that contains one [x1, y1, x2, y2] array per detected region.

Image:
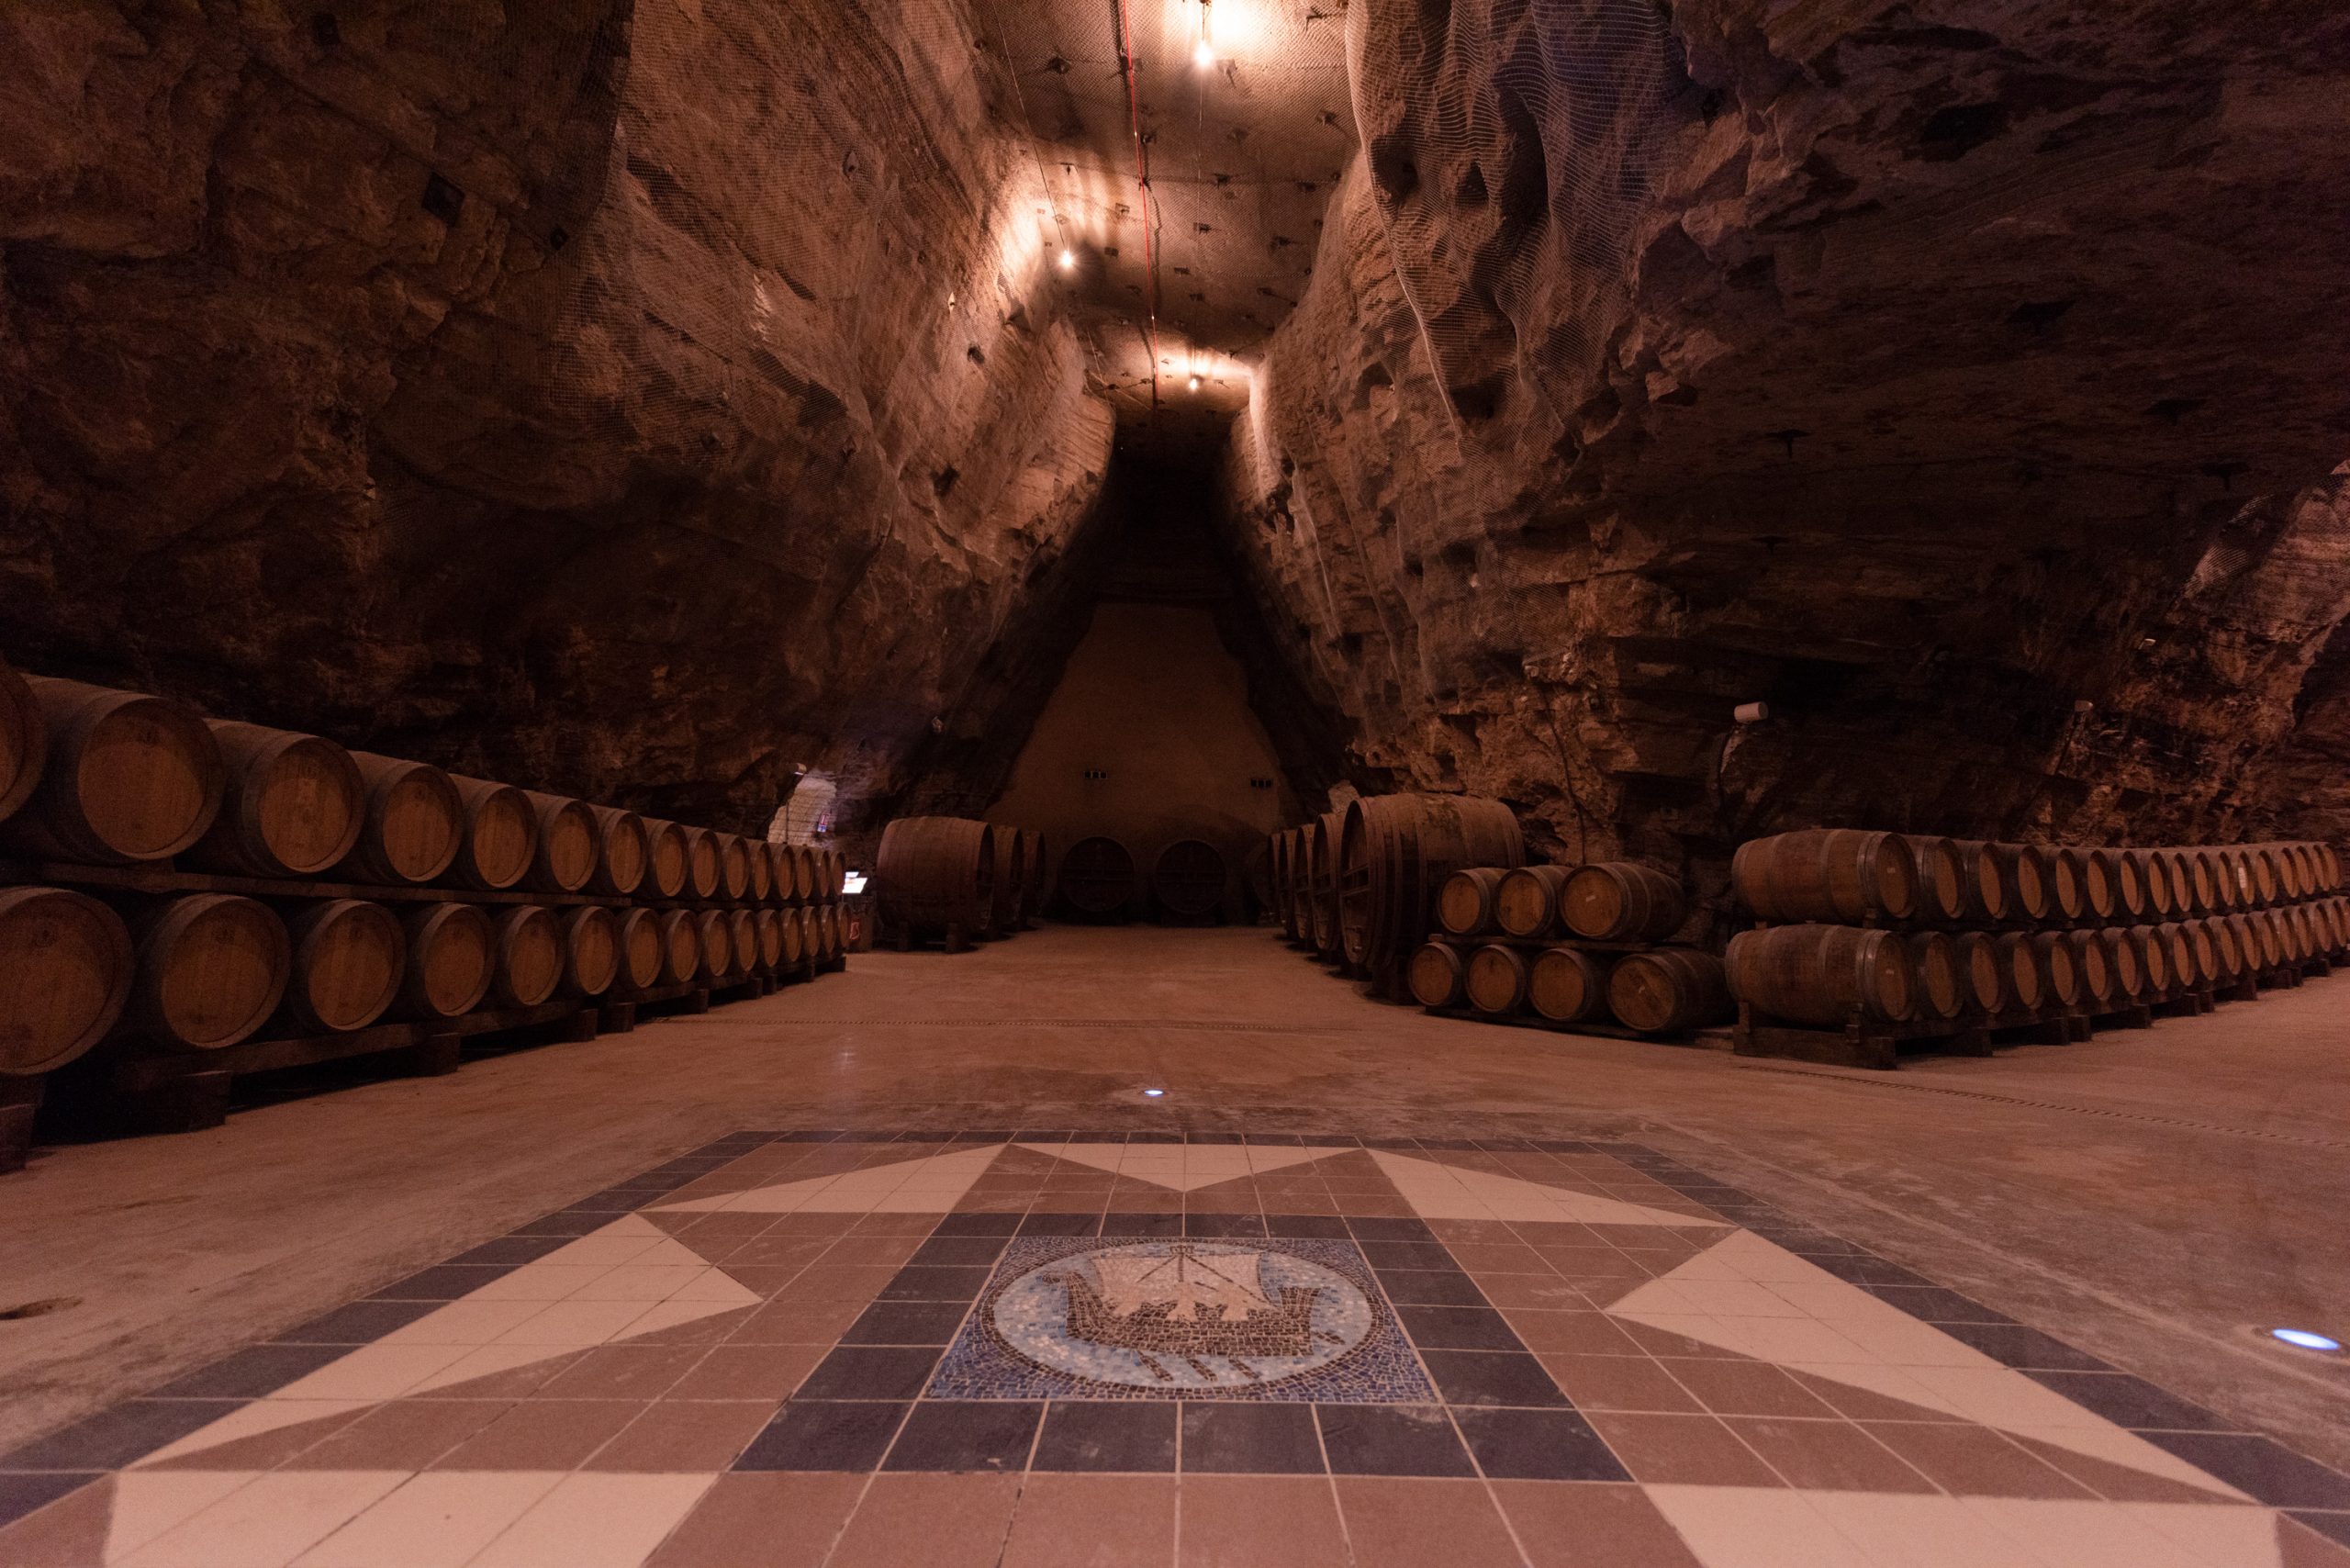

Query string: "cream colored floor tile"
[[293, 1472, 566, 1568], [2117, 1502, 2288, 1567], [1640, 1486, 1876, 1568], [464, 1473, 716, 1568], [616, 1293, 757, 1340], [104, 1472, 257, 1560], [468, 1269, 620, 1303], [565, 1266, 710, 1303], [379, 1301, 552, 1346], [1825, 1313, 1993, 1369], [117, 1471, 407, 1568], [1998, 1423, 2250, 1500], [1805, 1492, 2087, 1568], [1957, 1497, 2237, 1568], [494, 1299, 660, 1345], [274, 1344, 476, 1402]]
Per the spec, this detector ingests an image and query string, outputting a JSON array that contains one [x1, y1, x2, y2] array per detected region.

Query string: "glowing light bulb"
[[1058, 248, 1076, 271], [1142, 1088, 1166, 1098], [2273, 1328, 2342, 1350], [1193, 36, 1214, 67], [1188, 375, 1203, 391]]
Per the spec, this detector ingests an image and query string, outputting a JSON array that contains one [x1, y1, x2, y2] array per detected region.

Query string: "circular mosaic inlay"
[[990, 1240, 1373, 1391]]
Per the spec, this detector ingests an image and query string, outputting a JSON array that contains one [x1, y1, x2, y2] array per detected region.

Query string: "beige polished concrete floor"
[[3, 923, 2345, 1473]]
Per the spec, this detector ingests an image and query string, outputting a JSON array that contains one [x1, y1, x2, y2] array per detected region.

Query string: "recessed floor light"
[[2271, 1327, 2341, 1351], [1142, 1088, 1166, 1098]]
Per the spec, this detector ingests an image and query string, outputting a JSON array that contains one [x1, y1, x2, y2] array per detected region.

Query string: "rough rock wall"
[[1221, 0, 2350, 904], [0, 0, 1112, 830]]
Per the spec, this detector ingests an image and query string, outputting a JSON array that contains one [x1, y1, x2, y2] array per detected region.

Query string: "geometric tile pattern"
[[2, 1130, 2346, 1567]]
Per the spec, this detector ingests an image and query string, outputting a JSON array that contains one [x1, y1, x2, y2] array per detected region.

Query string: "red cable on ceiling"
[[1112, 0, 1161, 410]]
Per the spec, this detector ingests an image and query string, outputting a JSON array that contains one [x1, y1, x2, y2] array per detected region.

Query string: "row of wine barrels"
[[0, 676, 831, 913], [1338, 794, 1525, 971], [1408, 939, 1731, 1035], [1737, 828, 2344, 929], [1435, 861, 1689, 943]]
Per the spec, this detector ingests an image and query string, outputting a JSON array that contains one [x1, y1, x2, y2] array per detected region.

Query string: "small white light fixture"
[[2272, 1327, 2342, 1351], [1058, 247, 1076, 271], [1193, 36, 1214, 66], [842, 871, 868, 895], [1188, 375, 1203, 392], [1142, 1087, 1167, 1098]]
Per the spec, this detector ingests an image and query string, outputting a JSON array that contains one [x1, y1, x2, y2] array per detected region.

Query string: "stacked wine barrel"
[[873, 817, 1047, 949], [1405, 859, 1733, 1038], [0, 664, 850, 1146], [1726, 829, 2346, 1055], [1264, 793, 1528, 991]]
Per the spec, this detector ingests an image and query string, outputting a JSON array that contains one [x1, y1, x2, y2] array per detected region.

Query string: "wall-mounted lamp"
[[1058, 248, 1076, 271]]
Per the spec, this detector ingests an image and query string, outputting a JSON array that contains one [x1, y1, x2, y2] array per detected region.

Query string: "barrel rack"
[[0, 857, 848, 1171]]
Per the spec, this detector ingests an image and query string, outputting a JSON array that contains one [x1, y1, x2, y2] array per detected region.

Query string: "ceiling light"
[[2272, 1327, 2342, 1351], [1188, 375, 1203, 391], [1142, 1088, 1166, 1098], [1193, 35, 1214, 68], [1058, 248, 1076, 271]]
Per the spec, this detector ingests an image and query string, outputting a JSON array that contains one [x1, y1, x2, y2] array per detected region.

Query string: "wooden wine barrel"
[[1019, 830, 1048, 926], [988, 826, 1026, 934], [490, 906, 563, 1008], [1492, 866, 1568, 940], [745, 837, 774, 902], [337, 754, 464, 886], [1952, 932, 2005, 1015], [1059, 834, 1136, 919], [2096, 926, 2143, 1002], [2177, 849, 2219, 915], [2270, 844, 2306, 902], [655, 909, 700, 985], [2204, 917, 2244, 983], [878, 817, 995, 930], [0, 677, 224, 864], [2027, 931, 2079, 1009], [1307, 812, 1343, 954], [2097, 847, 2144, 922], [754, 907, 786, 970], [2121, 924, 2169, 996], [284, 900, 405, 1033], [696, 908, 734, 979], [1407, 941, 1467, 1008], [1529, 945, 1609, 1024], [816, 904, 841, 960], [1725, 925, 1913, 1026], [1994, 844, 2053, 924], [1465, 943, 1530, 1015], [2184, 918, 2221, 984], [1608, 949, 1730, 1035], [1153, 839, 1227, 920], [2066, 929, 2112, 1009], [2066, 846, 2117, 924], [823, 846, 846, 901], [2044, 848, 2087, 925], [1991, 933, 2046, 1015], [2246, 846, 2281, 907], [713, 833, 751, 902], [728, 909, 758, 974], [587, 808, 649, 898], [613, 908, 665, 994], [1270, 833, 1293, 933], [445, 777, 537, 891], [1436, 868, 1506, 938], [2127, 848, 2177, 919], [128, 894, 289, 1049], [1242, 839, 1272, 917], [2217, 848, 2254, 912], [681, 827, 722, 901], [0, 663, 45, 829], [641, 819, 690, 900], [1339, 794, 1525, 969], [1561, 862, 1686, 943], [1730, 830, 1918, 924], [1905, 836, 1969, 924], [2285, 906, 2315, 964], [184, 722, 365, 878], [1906, 932, 1963, 1022], [397, 902, 495, 1022], [556, 906, 620, 998], [763, 842, 791, 905], [1943, 840, 2010, 924], [2319, 843, 2342, 891], [520, 792, 598, 895], [779, 906, 807, 966], [2151, 921, 2200, 990], [0, 886, 132, 1074], [2250, 909, 2285, 970]]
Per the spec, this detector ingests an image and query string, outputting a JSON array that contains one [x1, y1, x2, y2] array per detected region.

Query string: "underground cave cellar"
[[3, 0, 2350, 1564]]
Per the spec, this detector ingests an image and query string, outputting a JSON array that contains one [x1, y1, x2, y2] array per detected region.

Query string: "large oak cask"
[[0, 678, 224, 865], [1407, 941, 1467, 1008], [129, 894, 290, 1050], [1153, 840, 1227, 920], [587, 808, 649, 898], [0, 887, 132, 1074], [640, 819, 690, 900], [559, 906, 621, 998], [656, 910, 701, 985], [1465, 943, 1531, 1016], [1019, 830, 1048, 925], [1494, 866, 1570, 941], [1059, 834, 1136, 920], [284, 900, 406, 1032], [398, 902, 496, 1022], [613, 908, 666, 994], [1529, 946, 1610, 1025], [520, 793, 599, 896], [682, 827, 722, 901], [1561, 862, 1685, 943], [1730, 831, 1918, 924], [185, 722, 365, 878], [878, 817, 996, 929], [1726, 924, 1913, 1026], [1608, 950, 1731, 1034], [490, 906, 564, 1009], [1339, 794, 1524, 969], [444, 778, 537, 891], [337, 754, 464, 886]]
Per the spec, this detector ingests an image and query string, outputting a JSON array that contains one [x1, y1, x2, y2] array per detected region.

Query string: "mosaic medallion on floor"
[[4, 1131, 2348, 1568]]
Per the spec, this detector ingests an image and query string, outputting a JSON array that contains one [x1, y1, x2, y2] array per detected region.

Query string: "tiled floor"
[[6, 1129, 2348, 1566]]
